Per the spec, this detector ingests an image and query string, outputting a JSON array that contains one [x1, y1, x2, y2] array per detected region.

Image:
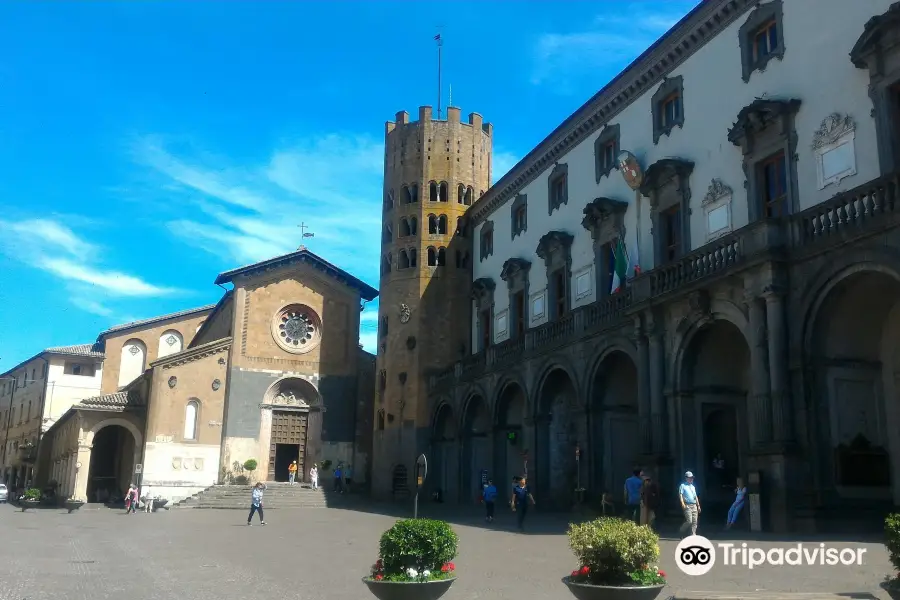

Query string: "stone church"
[[26, 247, 376, 503]]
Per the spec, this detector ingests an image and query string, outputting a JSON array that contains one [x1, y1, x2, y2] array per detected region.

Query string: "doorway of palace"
[[535, 368, 580, 508], [811, 270, 900, 505], [268, 410, 308, 482], [432, 404, 457, 501], [86, 424, 136, 504], [591, 351, 640, 496], [461, 395, 490, 503], [682, 319, 750, 507], [494, 382, 527, 504]]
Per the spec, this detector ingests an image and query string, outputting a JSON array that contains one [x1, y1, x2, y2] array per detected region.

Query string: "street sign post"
[[414, 454, 427, 519]]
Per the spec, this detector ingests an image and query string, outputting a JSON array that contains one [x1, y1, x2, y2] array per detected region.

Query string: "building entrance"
[[268, 410, 308, 482]]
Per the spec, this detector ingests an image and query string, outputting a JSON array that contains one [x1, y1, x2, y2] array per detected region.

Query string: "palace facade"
[[376, 0, 900, 532]]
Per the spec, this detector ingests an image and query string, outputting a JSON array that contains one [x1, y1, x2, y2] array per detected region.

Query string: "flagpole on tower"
[[435, 31, 443, 119]]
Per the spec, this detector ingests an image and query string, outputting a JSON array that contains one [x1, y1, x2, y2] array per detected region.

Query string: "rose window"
[[271, 304, 322, 354]]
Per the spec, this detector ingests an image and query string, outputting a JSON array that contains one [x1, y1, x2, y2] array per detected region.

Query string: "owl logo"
[[399, 303, 411, 324]]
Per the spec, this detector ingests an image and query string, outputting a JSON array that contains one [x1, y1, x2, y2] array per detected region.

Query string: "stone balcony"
[[428, 170, 900, 393]]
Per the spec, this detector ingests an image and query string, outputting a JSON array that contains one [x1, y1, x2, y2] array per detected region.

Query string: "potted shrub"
[[363, 518, 458, 600], [64, 496, 86, 514], [243, 458, 258, 483], [563, 517, 666, 600], [20, 488, 41, 512], [883, 513, 900, 600]]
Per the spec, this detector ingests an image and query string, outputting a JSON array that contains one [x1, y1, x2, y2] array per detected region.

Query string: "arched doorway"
[[680, 319, 750, 505], [535, 368, 580, 508], [86, 424, 138, 504], [810, 270, 900, 505], [591, 351, 640, 495], [461, 395, 490, 502], [263, 377, 319, 482], [431, 405, 457, 501], [494, 382, 527, 503]]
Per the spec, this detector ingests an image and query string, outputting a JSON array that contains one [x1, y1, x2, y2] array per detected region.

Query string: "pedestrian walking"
[[624, 468, 644, 522], [247, 482, 267, 526], [142, 484, 154, 513], [510, 475, 535, 531], [288, 461, 298, 485], [333, 464, 343, 493], [725, 477, 747, 530], [344, 464, 353, 492], [124, 483, 138, 514], [678, 471, 701, 537], [483, 479, 497, 522], [641, 474, 660, 528], [310, 465, 318, 490]]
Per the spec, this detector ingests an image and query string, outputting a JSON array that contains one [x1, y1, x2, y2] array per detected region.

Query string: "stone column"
[[73, 444, 92, 502], [634, 320, 652, 454], [764, 288, 792, 443], [67, 452, 77, 498], [747, 295, 772, 446], [648, 326, 667, 454]]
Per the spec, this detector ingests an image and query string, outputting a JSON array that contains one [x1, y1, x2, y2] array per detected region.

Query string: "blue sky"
[[0, 1, 697, 368]]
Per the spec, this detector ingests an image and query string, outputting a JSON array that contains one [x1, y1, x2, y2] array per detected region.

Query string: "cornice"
[[154, 338, 232, 369], [468, 0, 755, 226]]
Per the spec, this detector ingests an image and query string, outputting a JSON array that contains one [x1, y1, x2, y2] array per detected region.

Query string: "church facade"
[[10, 248, 376, 504], [376, 0, 900, 532]]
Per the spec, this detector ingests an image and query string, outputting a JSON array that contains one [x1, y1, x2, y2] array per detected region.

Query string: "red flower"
[[571, 570, 579, 578], [579, 566, 590, 576], [441, 564, 450, 573], [448, 562, 455, 571], [375, 573, 384, 581], [658, 570, 666, 578]]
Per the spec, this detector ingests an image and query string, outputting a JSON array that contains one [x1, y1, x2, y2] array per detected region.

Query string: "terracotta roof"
[[100, 304, 216, 336], [214, 247, 378, 301], [78, 390, 145, 409], [44, 343, 105, 358]]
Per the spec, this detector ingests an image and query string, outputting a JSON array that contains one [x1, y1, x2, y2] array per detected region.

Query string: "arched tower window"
[[399, 249, 410, 269], [410, 183, 419, 202], [402, 185, 412, 204], [409, 248, 417, 267], [457, 184, 465, 204], [118, 338, 147, 388], [409, 216, 418, 236], [385, 189, 394, 211], [399, 218, 411, 237], [437, 247, 447, 267], [439, 182, 449, 202], [381, 253, 392, 274], [437, 215, 448, 234], [428, 215, 438, 234], [427, 247, 437, 266], [465, 186, 474, 205], [429, 181, 438, 202], [158, 329, 184, 359], [184, 399, 200, 440], [382, 224, 392, 244]]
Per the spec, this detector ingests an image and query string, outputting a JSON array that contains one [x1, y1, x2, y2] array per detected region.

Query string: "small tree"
[[243, 459, 258, 483]]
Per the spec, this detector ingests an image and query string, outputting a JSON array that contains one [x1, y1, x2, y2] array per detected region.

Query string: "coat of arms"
[[399, 303, 411, 324], [617, 151, 643, 191]]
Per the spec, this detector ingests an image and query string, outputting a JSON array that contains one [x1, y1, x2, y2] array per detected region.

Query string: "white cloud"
[[135, 134, 384, 281], [531, 3, 697, 89], [359, 330, 378, 355], [0, 218, 184, 316], [360, 308, 379, 324], [492, 151, 520, 184]]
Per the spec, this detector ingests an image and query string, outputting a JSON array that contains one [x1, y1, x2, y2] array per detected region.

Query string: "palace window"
[[479, 221, 494, 261], [547, 163, 568, 214], [511, 193, 527, 239], [758, 151, 788, 218], [651, 76, 684, 144], [739, 0, 785, 83], [552, 270, 568, 318], [661, 206, 683, 263], [479, 309, 492, 351], [512, 290, 526, 340], [594, 124, 620, 182]]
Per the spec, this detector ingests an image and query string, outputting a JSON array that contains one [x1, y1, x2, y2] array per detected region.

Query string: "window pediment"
[[639, 158, 694, 197], [500, 258, 532, 288], [471, 277, 496, 303], [851, 2, 900, 70], [727, 98, 802, 150], [535, 230, 574, 263], [581, 197, 628, 237]]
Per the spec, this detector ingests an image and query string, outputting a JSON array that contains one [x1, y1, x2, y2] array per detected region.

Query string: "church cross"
[[297, 222, 315, 250]]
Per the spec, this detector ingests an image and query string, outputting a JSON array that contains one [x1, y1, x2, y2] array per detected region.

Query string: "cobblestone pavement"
[[0, 503, 894, 600]]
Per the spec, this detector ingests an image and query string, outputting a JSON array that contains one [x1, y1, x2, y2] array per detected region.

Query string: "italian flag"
[[610, 238, 629, 294]]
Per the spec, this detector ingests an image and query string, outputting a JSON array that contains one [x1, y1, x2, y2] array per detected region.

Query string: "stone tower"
[[372, 105, 492, 498]]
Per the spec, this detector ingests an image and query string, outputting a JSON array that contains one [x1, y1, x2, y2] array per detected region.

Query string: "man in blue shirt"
[[482, 479, 498, 522], [678, 471, 701, 536], [510, 475, 535, 531], [624, 469, 644, 522]]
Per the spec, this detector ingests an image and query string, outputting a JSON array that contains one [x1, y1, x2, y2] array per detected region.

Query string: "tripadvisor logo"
[[675, 536, 867, 574]]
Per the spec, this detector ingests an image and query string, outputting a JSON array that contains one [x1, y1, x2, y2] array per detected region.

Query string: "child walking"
[[247, 482, 267, 526]]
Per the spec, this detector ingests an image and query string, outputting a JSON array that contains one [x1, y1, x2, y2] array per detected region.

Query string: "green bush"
[[374, 519, 458, 581], [886, 513, 900, 575], [233, 475, 249, 485], [23, 488, 41, 501], [567, 517, 661, 586], [242, 458, 258, 472]]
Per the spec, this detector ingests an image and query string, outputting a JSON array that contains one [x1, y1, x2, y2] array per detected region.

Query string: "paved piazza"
[[0, 503, 895, 600]]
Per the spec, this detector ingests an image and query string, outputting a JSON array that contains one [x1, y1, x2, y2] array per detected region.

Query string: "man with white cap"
[[678, 471, 701, 536]]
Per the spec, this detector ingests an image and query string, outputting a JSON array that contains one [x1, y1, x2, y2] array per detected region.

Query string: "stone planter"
[[65, 500, 85, 514], [881, 580, 900, 600], [562, 577, 665, 600], [20, 499, 40, 512], [362, 577, 455, 600]]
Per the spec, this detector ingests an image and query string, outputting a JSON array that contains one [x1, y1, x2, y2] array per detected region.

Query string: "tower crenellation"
[[373, 105, 492, 497]]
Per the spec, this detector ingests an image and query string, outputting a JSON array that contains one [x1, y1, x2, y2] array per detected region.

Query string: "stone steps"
[[173, 483, 353, 510]]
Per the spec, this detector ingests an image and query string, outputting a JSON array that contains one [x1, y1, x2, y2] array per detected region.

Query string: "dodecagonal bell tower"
[[372, 105, 492, 498]]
